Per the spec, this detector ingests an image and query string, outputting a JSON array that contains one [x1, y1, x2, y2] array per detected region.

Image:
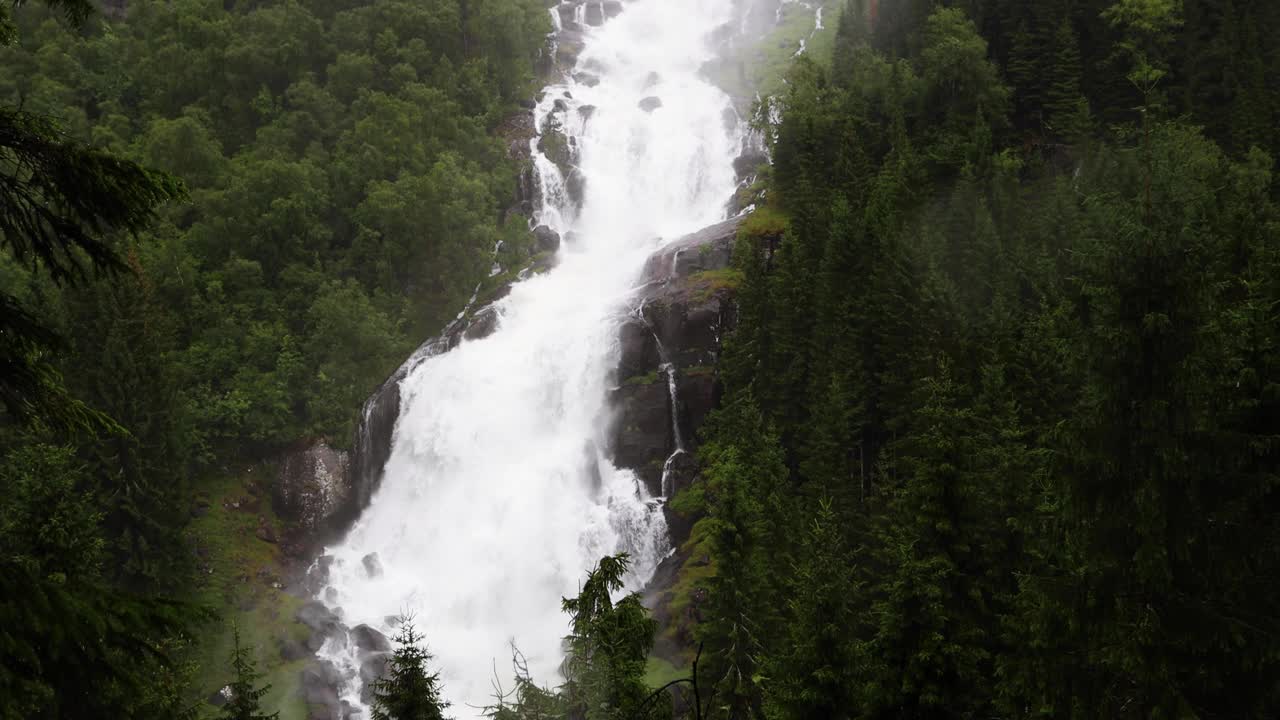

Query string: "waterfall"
[[317, 0, 744, 715]]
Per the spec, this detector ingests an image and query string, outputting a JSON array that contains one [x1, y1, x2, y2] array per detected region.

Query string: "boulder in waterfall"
[[361, 552, 382, 578], [297, 601, 342, 652], [603, 0, 623, 19], [350, 624, 392, 654], [533, 225, 561, 254], [553, 97, 569, 113], [578, 104, 597, 122], [565, 167, 587, 209], [638, 96, 663, 113], [585, 1, 604, 26], [557, 4, 577, 30], [644, 71, 662, 90], [537, 125, 574, 172], [556, 30, 586, 67], [574, 71, 601, 87], [302, 661, 344, 719], [359, 652, 391, 703], [463, 306, 500, 342], [273, 442, 355, 545]]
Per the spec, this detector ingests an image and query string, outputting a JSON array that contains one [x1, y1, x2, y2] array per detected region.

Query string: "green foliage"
[[687, 2, 1280, 719], [222, 627, 280, 720], [561, 554, 665, 720], [2, 0, 550, 452], [372, 620, 449, 720]]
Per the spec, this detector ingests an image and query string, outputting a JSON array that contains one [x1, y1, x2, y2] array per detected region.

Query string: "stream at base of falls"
[[317, 1, 745, 714]]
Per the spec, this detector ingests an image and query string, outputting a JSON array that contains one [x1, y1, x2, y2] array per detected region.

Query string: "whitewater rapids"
[[318, 0, 744, 713]]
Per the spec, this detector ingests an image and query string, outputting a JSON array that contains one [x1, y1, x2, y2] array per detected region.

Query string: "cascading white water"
[[318, 0, 744, 715]]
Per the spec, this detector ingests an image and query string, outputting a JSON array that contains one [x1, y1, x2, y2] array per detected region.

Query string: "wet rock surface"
[[608, 215, 744, 504], [273, 443, 354, 545]]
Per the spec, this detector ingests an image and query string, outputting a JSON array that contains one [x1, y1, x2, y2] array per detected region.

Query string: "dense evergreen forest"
[[2, 0, 1279, 718], [671, 0, 1280, 718]]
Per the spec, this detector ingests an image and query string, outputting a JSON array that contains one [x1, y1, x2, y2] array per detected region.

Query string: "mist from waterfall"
[[317, 0, 744, 714]]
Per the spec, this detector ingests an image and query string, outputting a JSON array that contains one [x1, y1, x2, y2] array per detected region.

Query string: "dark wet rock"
[[662, 450, 699, 500], [585, 1, 604, 26], [617, 316, 660, 379], [273, 443, 353, 541], [359, 652, 391, 703], [575, 72, 601, 87], [733, 149, 768, 181], [557, 30, 586, 68], [565, 167, 587, 208], [302, 661, 344, 719], [609, 377, 671, 497], [638, 95, 663, 112], [603, 0, 623, 19], [280, 636, 311, 662], [463, 306, 501, 341], [533, 225, 562, 254], [538, 124, 573, 170], [553, 97, 569, 113], [638, 216, 740, 284], [350, 624, 392, 654], [297, 601, 341, 653], [609, 216, 746, 496], [660, 452, 700, 544], [303, 555, 334, 596], [207, 685, 232, 708], [578, 104, 597, 122], [557, 4, 578, 30], [361, 552, 382, 578], [644, 71, 662, 89], [255, 518, 277, 544]]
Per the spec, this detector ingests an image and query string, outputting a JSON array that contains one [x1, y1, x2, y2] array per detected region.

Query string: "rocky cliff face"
[[609, 217, 743, 512]]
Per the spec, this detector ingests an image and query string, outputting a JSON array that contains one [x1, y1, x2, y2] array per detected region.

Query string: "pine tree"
[[561, 555, 661, 720], [862, 362, 1004, 719], [1043, 19, 1089, 141], [764, 500, 860, 720], [222, 627, 279, 720], [371, 621, 449, 720]]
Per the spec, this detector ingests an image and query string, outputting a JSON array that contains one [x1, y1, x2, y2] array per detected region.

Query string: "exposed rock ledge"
[[609, 216, 742, 509]]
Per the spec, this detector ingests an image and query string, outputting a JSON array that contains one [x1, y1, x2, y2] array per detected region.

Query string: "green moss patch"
[[740, 204, 790, 240], [624, 370, 662, 386], [644, 656, 688, 690], [687, 269, 744, 302]]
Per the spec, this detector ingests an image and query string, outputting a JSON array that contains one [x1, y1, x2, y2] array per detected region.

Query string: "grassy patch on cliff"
[[645, 656, 688, 689], [708, 0, 842, 97], [184, 469, 310, 720], [740, 204, 790, 240], [753, 0, 841, 95], [689, 268, 745, 302], [624, 370, 662, 386]]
